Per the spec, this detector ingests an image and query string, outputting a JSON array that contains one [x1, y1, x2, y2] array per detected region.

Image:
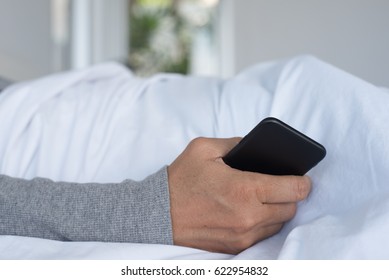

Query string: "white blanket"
[[1, 55, 388, 259]]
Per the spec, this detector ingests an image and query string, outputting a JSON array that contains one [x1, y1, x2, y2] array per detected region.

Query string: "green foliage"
[[130, 13, 159, 51], [128, 0, 192, 76]]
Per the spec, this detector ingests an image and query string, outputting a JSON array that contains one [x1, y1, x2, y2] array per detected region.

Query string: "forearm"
[[0, 167, 173, 245]]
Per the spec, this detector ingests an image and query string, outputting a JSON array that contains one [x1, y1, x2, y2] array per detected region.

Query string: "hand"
[[167, 137, 311, 254]]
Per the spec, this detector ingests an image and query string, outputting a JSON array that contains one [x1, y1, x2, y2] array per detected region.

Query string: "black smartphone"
[[222, 117, 326, 176]]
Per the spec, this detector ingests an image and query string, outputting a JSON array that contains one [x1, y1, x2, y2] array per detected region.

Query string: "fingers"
[[176, 222, 284, 255], [186, 137, 311, 204], [169, 136, 312, 254], [239, 172, 312, 204], [235, 202, 297, 234], [220, 204, 296, 254], [262, 203, 297, 223], [196, 136, 313, 204], [225, 223, 284, 254]]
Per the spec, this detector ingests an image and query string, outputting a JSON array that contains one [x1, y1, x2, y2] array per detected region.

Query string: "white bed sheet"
[[0, 55, 388, 259]]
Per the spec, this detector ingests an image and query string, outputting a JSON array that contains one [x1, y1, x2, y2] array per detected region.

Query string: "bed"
[[0, 55, 388, 259], [0, 77, 11, 92]]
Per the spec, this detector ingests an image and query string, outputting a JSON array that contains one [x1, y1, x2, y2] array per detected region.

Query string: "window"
[[128, 0, 219, 76]]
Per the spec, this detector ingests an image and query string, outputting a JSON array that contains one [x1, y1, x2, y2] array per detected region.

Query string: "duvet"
[[0, 55, 388, 259]]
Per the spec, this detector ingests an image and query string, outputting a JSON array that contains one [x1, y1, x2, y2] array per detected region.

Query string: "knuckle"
[[294, 176, 311, 201], [271, 224, 284, 235], [234, 215, 256, 233], [191, 136, 208, 145], [235, 184, 265, 210], [187, 137, 209, 153], [255, 184, 268, 203], [188, 137, 206, 147], [229, 237, 253, 253], [235, 182, 252, 200], [287, 204, 298, 220]]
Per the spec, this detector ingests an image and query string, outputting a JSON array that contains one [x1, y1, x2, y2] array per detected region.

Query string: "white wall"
[[0, 0, 129, 81], [2, 0, 388, 86], [0, 0, 53, 80], [71, 0, 129, 69], [225, 0, 389, 87]]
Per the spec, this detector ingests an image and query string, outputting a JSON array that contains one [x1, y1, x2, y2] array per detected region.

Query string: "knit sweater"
[[0, 167, 173, 245]]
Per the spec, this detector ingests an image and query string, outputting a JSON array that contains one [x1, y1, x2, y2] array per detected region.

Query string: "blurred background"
[[0, 0, 388, 86]]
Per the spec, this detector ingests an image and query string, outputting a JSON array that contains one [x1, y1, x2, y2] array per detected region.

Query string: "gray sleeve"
[[0, 167, 173, 245]]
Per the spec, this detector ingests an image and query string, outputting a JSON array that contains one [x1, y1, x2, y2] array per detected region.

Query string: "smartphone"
[[222, 117, 326, 176]]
